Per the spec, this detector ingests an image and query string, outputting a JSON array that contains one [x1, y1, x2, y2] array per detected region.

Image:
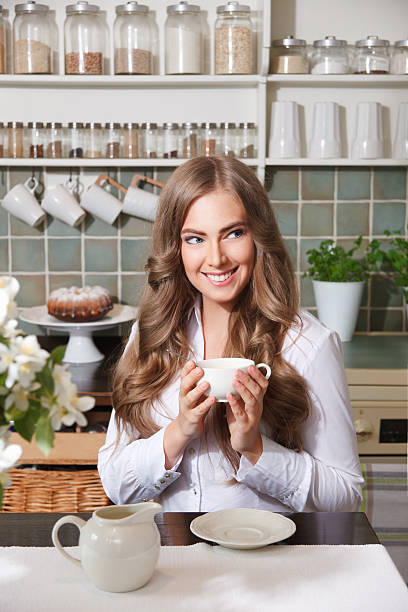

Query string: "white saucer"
[[190, 508, 296, 550]]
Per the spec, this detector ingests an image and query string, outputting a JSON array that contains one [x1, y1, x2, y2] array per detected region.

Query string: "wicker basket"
[[1, 468, 112, 513]]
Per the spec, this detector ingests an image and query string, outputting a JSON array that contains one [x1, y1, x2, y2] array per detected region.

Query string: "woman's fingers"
[[180, 363, 204, 396], [185, 379, 210, 408]]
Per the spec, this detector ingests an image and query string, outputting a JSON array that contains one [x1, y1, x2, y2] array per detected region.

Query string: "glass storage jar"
[[68, 122, 84, 158], [270, 35, 308, 74], [165, 1, 202, 75], [310, 36, 348, 74], [0, 6, 5, 74], [220, 121, 238, 156], [46, 122, 63, 158], [163, 122, 180, 158], [85, 122, 103, 158], [7, 121, 24, 158], [105, 122, 122, 158], [141, 122, 158, 158], [353, 36, 390, 74], [215, 1, 253, 75], [239, 121, 256, 158], [391, 40, 408, 75], [13, 2, 52, 74], [200, 122, 218, 156], [182, 122, 199, 158], [26, 121, 44, 158], [114, 2, 153, 75], [64, 1, 107, 75], [123, 122, 139, 158]]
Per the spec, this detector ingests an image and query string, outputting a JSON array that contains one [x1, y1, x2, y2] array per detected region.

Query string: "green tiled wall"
[[1, 166, 407, 334]]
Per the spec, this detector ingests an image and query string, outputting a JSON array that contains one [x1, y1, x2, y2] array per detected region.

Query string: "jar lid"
[[66, 1, 100, 14], [7, 121, 23, 128], [355, 35, 390, 47], [239, 122, 255, 128], [182, 122, 198, 128], [15, 1, 49, 13], [123, 122, 139, 128], [86, 122, 102, 128], [220, 122, 236, 128], [28, 121, 44, 128], [68, 122, 84, 128], [201, 122, 217, 129], [46, 122, 62, 128], [116, 2, 149, 14], [105, 122, 121, 129], [141, 122, 157, 129], [163, 122, 179, 128], [394, 39, 408, 48], [217, 1, 250, 14], [313, 35, 347, 48], [167, 1, 200, 14], [273, 35, 307, 47]]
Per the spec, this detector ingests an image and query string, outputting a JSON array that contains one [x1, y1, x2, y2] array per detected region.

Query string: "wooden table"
[[0, 511, 379, 547]]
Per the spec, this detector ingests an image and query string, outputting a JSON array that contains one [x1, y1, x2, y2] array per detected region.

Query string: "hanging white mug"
[[122, 174, 165, 222], [1, 177, 45, 227], [81, 174, 124, 225], [351, 101, 384, 159], [308, 101, 341, 158], [42, 178, 86, 227]]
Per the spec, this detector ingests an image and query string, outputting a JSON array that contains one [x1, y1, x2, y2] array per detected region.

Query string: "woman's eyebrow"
[[181, 222, 247, 236]]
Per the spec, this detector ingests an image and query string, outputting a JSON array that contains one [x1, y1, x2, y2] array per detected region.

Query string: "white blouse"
[[98, 303, 363, 513]]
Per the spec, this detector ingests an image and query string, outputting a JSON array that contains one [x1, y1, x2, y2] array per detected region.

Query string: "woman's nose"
[[207, 241, 226, 268]]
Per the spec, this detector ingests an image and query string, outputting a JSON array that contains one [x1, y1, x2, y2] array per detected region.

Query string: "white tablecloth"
[[1, 544, 407, 612]]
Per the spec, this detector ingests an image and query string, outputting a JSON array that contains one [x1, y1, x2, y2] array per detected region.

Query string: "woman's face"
[[180, 190, 255, 311]]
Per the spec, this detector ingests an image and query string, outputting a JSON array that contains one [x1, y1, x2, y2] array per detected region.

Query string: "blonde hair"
[[113, 156, 310, 470]]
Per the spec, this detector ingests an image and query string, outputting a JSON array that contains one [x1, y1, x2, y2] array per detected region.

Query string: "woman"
[[98, 156, 363, 512]]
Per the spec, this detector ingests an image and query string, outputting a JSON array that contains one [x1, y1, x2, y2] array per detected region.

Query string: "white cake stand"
[[18, 304, 138, 363]]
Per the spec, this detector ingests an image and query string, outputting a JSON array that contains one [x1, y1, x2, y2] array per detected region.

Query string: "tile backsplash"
[[1, 165, 407, 335]]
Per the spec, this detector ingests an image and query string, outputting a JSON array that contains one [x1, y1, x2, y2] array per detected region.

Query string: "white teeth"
[[206, 271, 234, 282]]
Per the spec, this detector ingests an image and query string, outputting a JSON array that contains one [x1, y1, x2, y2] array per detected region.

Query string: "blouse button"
[[154, 484, 160, 490], [189, 448, 195, 455], [160, 479, 166, 484]]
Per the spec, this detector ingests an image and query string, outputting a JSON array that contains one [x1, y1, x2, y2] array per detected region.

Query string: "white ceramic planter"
[[312, 280, 365, 342]]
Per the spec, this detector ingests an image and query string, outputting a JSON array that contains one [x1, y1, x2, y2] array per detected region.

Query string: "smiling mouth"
[[203, 267, 238, 283]]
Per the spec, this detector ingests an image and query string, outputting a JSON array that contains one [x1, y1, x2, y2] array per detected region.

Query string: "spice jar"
[[201, 122, 218, 156], [270, 35, 308, 74], [64, 2, 108, 75], [220, 122, 238, 157], [353, 36, 390, 74], [239, 122, 256, 158], [85, 122, 103, 158], [27, 121, 44, 158], [114, 2, 153, 75], [391, 40, 408, 75], [105, 122, 122, 158], [123, 122, 139, 158], [0, 6, 5, 74], [182, 122, 199, 158], [165, 1, 202, 75], [310, 36, 349, 74], [162, 122, 180, 158], [215, 1, 253, 75], [7, 121, 24, 158], [0, 122, 4, 157], [13, 2, 52, 74], [68, 122, 84, 158], [141, 122, 158, 158], [46, 122, 63, 158]]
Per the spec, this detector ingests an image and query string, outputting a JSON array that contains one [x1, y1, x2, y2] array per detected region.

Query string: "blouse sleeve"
[[235, 330, 364, 512]]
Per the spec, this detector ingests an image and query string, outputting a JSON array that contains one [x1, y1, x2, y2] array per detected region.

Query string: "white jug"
[[52, 502, 162, 592]]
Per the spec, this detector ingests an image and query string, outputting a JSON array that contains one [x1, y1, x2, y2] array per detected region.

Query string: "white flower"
[[49, 366, 94, 430], [5, 335, 49, 389], [0, 277, 19, 328], [0, 343, 13, 374], [2, 319, 20, 339], [0, 277, 20, 300], [5, 384, 30, 412], [0, 437, 22, 474]]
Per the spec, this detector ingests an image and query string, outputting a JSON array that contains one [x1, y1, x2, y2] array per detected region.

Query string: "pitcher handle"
[[130, 174, 165, 189], [52, 515, 85, 567], [255, 363, 271, 380], [96, 173, 127, 195]]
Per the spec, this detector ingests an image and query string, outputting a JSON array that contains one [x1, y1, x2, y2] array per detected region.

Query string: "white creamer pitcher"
[[52, 502, 162, 592]]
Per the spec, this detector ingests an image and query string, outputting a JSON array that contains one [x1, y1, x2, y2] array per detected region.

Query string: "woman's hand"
[[226, 365, 269, 465], [176, 360, 216, 440]]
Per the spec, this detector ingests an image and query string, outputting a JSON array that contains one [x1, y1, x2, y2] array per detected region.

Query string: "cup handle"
[[51, 515, 85, 567], [95, 173, 127, 195], [130, 174, 165, 189], [24, 177, 38, 193], [256, 363, 271, 380]]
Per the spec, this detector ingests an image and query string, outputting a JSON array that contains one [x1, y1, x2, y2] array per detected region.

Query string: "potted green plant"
[[383, 230, 408, 318], [304, 237, 383, 341]]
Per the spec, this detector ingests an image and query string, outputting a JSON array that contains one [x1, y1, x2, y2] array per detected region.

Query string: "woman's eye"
[[227, 228, 244, 239], [185, 236, 203, 245]]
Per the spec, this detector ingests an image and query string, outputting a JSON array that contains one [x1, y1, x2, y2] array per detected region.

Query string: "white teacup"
[[1, 177, 45, 227], [42, 179, 86, 227], [196, 358, 272, 402], [123, 185, 159, 222], [81, 178, 122, 225]]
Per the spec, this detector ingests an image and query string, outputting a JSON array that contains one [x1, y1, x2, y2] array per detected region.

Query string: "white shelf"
[[0, 157, 260, 168], [266, 75, 408, 86], [265, 158, 408, 166]]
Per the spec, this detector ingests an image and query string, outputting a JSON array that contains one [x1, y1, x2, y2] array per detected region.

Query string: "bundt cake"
[[47, 286, 113, 322]]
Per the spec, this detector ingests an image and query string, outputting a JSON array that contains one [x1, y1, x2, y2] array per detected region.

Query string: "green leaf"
[[36, 364, 55, 395], [50, 345, 66, 364], [13, 402, 42, 442], [35, 416, 54, 456]]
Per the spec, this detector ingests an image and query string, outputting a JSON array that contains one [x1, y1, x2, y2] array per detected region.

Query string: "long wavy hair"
[[113, 156, 311, 470]]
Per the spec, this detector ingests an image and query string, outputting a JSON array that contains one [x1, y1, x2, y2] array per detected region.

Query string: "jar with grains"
[[13, 2, 52, 74], [0, 122, 4, 157], [64, 1, 108, 75], [165, 1, 202, 75], [353, 36, 390, 74], [46, 122, 63, 158], [85, 122, 103, 158], [182, 122, 199, 158], [26, 121, 44, 158], [8, 121, 24, 158], [220, 122, 238, 157], [270, 35, 308, 74], [162, 122, 180, 158], [215, 2, 253, 75], [114, 2, 153, 75], [141, 122, 158, 158], [391, 40, 408, 75], [201, 122, 218, 156], [68, 122, 85, 158], [0, 6, 5, 74], [105, 122, 122, 158], [310, 36, 349, 74], [123, 122, 139, 158], [239, 122, 256, 158]]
